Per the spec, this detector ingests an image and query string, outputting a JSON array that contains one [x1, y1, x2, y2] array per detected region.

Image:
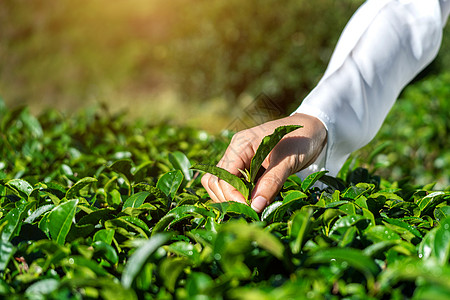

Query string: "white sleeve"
[[294, 0, 450, 179]]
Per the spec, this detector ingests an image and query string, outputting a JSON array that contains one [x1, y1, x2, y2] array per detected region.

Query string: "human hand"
[[201, 113, 327, 213]]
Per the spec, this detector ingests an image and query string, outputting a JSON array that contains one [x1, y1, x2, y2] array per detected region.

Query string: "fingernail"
[[251, 196, 268, 213]]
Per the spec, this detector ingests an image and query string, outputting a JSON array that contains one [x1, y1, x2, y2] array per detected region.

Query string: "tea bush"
[[0, 96, 449, 299]]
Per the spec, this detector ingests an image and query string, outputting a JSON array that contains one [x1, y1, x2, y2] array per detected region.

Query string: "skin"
[[201, 113, 327, 213]]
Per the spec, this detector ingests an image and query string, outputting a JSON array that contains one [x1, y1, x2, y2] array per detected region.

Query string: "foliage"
[[0, 0, 366, 113], [1, 100, 449, 299], [353, 72, 450, 189]]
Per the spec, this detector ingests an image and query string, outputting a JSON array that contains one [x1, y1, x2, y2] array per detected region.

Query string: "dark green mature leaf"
[[45, 199, 79, 245], [122, 233, 171, 289], [250, 125, 302, 183], [435, 206, 450, 223], [417, 192, 447, 216], [169, 151, 193, 181], [153, 205, 216, 234], [191, 164, 249, 199], [301, 171, 328, 191], [93, 241, 119, 265], [122, 191, 150, 211], [157, 170, 184, 199], [66, 177, 97, 200], [1, 201, 35, 242], [109, 159, 134, 182], [289, 208, 314, 254]]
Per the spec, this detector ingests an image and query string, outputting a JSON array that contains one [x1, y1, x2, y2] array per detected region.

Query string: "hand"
[[201, 113, 327, 213]]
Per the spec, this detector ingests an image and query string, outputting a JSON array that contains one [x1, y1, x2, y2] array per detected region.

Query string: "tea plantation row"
[[0, 100, 449, 299]]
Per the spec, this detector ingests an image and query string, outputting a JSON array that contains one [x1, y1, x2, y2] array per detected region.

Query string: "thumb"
[[250, 162, 291, 213]]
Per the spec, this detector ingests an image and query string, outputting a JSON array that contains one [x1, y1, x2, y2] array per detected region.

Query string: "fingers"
[[201, 129, 257, 204], [250, 160, 292, 213], [201, 173, 247, 204]]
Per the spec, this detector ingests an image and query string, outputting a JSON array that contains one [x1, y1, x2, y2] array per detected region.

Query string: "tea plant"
[[0, 100, 449, 299]]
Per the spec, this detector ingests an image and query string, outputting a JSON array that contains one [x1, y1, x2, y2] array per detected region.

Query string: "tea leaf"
[[66, 177, 97, 200], [169, 151, 193, 181], [122, 233, 171, 289], [122, 192, 150, 211], [249, 125, 302, 183], [157, 170, 184, 199], [191, 164, 249, 199], [46, 199, 79, 245]]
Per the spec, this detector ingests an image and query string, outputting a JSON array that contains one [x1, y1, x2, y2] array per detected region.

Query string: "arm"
[[203, 0, 450, 212], [295, 0, 450, 179]]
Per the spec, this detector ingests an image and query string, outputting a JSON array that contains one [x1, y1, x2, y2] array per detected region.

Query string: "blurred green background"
[[1, 0, 449, 187]]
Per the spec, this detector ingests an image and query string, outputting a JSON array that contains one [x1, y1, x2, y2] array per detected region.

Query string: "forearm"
[[294, 0, 450, 177]]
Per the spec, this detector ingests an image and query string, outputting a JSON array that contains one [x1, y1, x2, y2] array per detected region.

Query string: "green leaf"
[[122, 191, 150, 211], [432, 217, 450, 264], [191, 164, 249, 199], [5, 179, 33, 199], [109, 159, 134, 183], [1, 201, 35, 242], [260, 201, 283, 222], [365, 226, 401, 243], [156, 170, 184, 199], [20, 108, 43, 138], [62, 256, 109, 277], [93, 241, 119, 265], [209, 201, 260, 221], [0, 240, 14, 271], [435, 206, 450, 223], [301, 170, 328, 191], [306, 248, 379, 281], [24, 204, 55, 224], [65, 177, 97, 200], [93, 229, 115, 245], [160, 257, 190, 292], [121, 233, 171, 289], [169, 151, 193, 181], [153, 205, 216, 234], [249, 125, 302, 183], [289, 208, 314, 254], [25, 279, 59, 299], [46, 199, 79, 245], [418, 192, 447, 216], [383, 218, 422, 239]]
